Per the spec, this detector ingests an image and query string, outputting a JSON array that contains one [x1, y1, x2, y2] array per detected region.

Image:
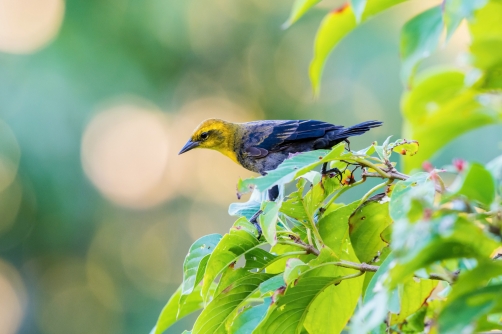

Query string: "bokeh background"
[[1, 0, 501, 333]]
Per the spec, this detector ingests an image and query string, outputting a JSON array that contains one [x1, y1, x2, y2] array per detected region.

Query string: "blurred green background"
[[0, 0, 501, 333]]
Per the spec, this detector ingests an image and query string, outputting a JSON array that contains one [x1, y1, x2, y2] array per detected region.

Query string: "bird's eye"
[[200, 132, 209, 140]]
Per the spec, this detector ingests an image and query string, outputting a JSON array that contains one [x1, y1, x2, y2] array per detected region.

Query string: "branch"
[[319, 260, 456, 283], [284, 234, 320, 256]]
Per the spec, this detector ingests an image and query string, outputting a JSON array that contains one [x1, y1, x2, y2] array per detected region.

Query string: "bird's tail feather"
[[341, 120, 382, 137]]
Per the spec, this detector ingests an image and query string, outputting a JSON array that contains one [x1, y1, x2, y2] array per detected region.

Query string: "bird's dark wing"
[[255, 120, 340, 151]]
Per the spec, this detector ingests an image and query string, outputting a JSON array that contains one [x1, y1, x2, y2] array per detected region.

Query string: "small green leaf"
[[450, 162, 496, 206], [389, 139, 419, 156], [193, 273, 274, 334], [259, 275, 285, 295], [400, 6, 443, 84], [229, 298, 272, 334], [228, 188, 261, 220], [283, 258, 309, 285], [237, 150, 330, 195], [152, 284, 204, 334], [181, 234, 222, 297], [283, 0, 322, 28], [201, 218, 262, 301], [389, 173, 435, 222], [259, 201, 281, 246], [392, 278, 438, 323], [349, 199, 392, 263]]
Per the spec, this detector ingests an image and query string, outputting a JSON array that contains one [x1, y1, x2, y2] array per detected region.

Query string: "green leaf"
[[255, 276, 342, 333], [351, 253, 396, 334], [400, 6, 443, 84], [302, 248, 364, 334], [389, 172, 435, 222], [468, 0, 502, 90], [237, 150, 329, 195], [389, 139, 419, 157], [351, 0, 367, 23], [349, 198, 392, 263], [201, 218, 262, 301], [193, 273, 274, 334], [259, 201, 281, 246], [310, 0, 406, 95], [318, 201, 360, 254], [443, 0, 488, 40], [229, 298, 272, 334], [283, 0, 322, 28], [181, 234, 222, 297], [283, 258, 309, 285], [228, 189, 261, 220], [392, 278, 438, 323], [390, 216, 499, 284], [450, 162, 496, 206], [401, 68, 502, 172], [259, 275, 286, 295], [152, 284, 204, 334], [438, 283, 502, 333]]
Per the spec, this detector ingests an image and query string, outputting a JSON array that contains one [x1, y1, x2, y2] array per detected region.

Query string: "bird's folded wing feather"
[[250, 120, 340, 153]]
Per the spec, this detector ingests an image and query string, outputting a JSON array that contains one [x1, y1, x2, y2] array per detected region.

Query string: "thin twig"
[[359, 179, 393, 204], [288, 234, 320, 256]]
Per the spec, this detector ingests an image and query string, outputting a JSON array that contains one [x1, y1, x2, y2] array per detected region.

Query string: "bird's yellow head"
[[178, 119, 239, 162]]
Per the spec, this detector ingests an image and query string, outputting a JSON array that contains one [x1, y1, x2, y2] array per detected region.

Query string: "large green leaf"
[[259, 201, 281, 246], [283, 0, 322, 28], [318, 201, 359, 255], [449, 162, 496, 206], [349, 198, 392, 263], [400, 6, 443, 84], [309, 0, 406, 95], [302, 246, 364, 334], [468, 0, 502, 90], [254, 276, 341, 333], [151, 284, 204, 334], [401, 68, 501, 172], [201, 218, 263, 301], [181, 234, 222, 297], [193, 273, 274, 334]]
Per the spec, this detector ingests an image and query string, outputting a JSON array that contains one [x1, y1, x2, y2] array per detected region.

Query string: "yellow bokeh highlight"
[[0, 260, 27, 334], [81, 99, 173, 209], [0, 0, 64, 54]]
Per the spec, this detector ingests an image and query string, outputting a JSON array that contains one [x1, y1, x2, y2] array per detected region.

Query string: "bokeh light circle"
[[0, 0, 65, 54], [0, 260, 27, 334], [81, 101, 172, 208]]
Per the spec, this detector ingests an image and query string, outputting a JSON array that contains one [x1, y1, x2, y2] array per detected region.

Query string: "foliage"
[[152, 0, 502, 333], [307, 0, 502, 172], [152, 141, 502, 333]]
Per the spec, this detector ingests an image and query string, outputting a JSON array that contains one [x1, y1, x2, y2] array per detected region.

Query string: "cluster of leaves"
[[152, 140, 502, 333], [287, 0, 502, 172]]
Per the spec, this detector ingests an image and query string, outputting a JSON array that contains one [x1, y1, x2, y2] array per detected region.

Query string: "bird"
[[179, 118, 382, 237], [178, 118, 382, 175]]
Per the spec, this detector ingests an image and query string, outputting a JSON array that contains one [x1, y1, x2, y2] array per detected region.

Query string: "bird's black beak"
[[178, 139, 199, 155]]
